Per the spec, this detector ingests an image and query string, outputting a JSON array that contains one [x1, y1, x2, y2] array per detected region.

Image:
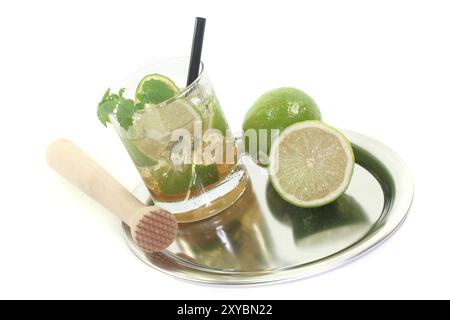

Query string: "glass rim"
[[115, 57, 205, 112]]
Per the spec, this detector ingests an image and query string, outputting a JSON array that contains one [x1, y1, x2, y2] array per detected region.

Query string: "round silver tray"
[[123, 130, 414, 285]]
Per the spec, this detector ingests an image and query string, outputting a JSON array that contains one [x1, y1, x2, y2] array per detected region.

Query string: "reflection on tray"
[[146, 181, 371, 273], [266, 182, 369, 243], [165, 182, 274, 272]]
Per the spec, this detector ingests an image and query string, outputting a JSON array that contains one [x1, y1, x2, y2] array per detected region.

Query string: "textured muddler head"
[[132, 208, 178, 253]]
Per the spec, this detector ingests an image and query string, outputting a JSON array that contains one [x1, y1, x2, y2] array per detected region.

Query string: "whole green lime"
[[242, 87, 322, 165]]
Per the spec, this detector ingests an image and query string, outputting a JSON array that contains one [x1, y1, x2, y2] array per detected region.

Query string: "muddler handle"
[[46, 139, 143, 225]]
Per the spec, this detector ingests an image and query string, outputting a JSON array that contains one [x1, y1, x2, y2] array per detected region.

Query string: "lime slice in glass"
[[208, 98, 228, 136], [193, 97, 228, 135], [152, 164, 219, 195], [131, 99, 201, 161], [122, 139, 157, 167]]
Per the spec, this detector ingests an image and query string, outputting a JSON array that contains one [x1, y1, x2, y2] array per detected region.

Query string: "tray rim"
[[122, 130, 414, 285]]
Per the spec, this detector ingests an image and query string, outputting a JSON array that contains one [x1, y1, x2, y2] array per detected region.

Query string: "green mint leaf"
[[116, 98, 136, 130], [101, 88, 112, 101], [97, 88, 144, 129], [139, 79, 176, 104], [135, 102, 145, 111], [97, 88, 118, 126], [97, 100, 116, 126]]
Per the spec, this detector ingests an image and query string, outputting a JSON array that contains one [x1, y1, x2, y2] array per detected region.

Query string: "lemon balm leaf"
[[116, 98, 136, 130], [138, 79, 176, 104], [97, 100, 116, 126], [97, 74, 180, 129], [97, 88, 144, 130], [97, 89, 118, 126], [101, 88, 112, 101], [116, 98, 146, 130], [135, 74, 180, 103], [135, 102, 145, 111]]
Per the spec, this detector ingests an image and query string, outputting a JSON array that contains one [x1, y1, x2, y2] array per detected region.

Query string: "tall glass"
[[110, 58, 248, 222]]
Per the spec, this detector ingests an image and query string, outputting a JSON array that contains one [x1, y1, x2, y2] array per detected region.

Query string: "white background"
[[0, 0, 449, 299]]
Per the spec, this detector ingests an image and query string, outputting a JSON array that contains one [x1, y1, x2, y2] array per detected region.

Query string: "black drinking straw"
[[187, 17, 206, 86]]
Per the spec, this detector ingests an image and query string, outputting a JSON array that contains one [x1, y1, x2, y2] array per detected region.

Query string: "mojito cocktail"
[[98, 58, 247, 221]]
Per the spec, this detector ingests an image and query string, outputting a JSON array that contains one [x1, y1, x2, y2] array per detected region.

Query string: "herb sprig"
[[97, 89, 144, 130]]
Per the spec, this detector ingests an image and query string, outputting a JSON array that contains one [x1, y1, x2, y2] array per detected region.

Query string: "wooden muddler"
[[46, 139, 178, 253]]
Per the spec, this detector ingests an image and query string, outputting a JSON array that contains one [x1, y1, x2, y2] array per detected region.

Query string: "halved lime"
[[135, 73, 180, 104], [268, 121, 354, 208]]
